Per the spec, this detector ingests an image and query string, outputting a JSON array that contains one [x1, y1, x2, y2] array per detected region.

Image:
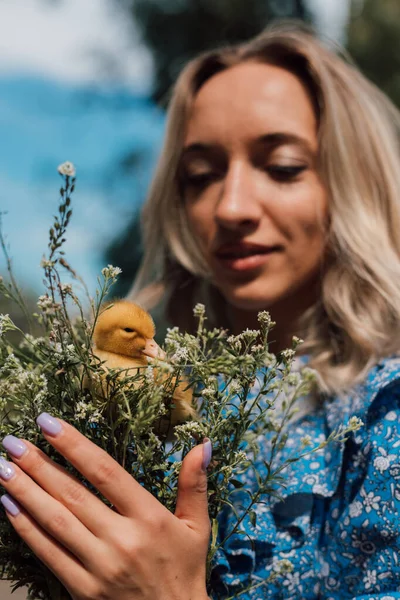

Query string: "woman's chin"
[[218, 284, 281, 312]]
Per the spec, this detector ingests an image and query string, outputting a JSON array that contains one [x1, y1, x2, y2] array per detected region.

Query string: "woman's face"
[[179, 61, 328, 313]]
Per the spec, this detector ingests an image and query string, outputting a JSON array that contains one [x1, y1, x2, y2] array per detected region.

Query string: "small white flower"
[[281, 349, 296, 360], [171, 347, 189, 363], [257, 311, 273, 326], [348, 416, 364, 431], [40, 258, 55, 269], [227, 335, 242, 351], [101, 265, 122, 279], [165, 326, 179, 336], [145, 366, 154, 383], [201, 387, 215, 399], [229, 379, 241, 394], [249, 344, 263, 354], [241, 328, 259, 337], [88, 410, 103, 424], [64, 344, 77, 360], [75, 401, 89, 419], [0, 314, 15, 336], [37, 295, 60, 313], [193, 303, 205, 318], [57, 161, 76, 177], [59, 283, 73, 295], [234, 450, 247, 464], [300, 434, 312, 448], [287, 372, 301, 386], [174, 421, 206, 443], [273, 558, 294, 574]]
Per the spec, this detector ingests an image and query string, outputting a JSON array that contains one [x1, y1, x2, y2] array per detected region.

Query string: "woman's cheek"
[[187, 204, 213, 245]]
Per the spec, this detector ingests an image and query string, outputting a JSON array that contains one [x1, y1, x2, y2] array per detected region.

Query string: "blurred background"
[[0, 0, 399, 310], [0, 1, 399, 596]]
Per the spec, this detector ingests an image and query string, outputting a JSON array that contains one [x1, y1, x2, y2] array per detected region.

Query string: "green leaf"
[[230, 479, 245, 489], [249, 510, 257, 528]]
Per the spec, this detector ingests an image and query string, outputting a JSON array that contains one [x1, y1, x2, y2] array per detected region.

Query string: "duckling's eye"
[[123, 328, 134, 333]]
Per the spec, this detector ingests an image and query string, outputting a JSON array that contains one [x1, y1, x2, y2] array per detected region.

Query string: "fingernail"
[[2, 435, 27, 458], [1, 494, 20, 516], [202, 438, 212, 471], [36, 412, 62, 436], [0, 457, 15, 480]]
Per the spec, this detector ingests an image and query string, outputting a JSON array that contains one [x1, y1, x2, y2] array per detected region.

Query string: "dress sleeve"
[[319, 379, 400, 599]]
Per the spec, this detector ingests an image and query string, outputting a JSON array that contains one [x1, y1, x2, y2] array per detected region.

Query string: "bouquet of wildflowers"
[[0, 163, 363, 600]]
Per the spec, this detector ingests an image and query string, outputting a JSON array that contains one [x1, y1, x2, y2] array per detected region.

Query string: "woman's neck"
[[226, 287, 317, 354]]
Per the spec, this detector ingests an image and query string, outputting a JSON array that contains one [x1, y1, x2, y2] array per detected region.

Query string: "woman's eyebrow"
[[180, 133, 314, 159], [257, 132, 315, 153], [179, 142, 215, 159]]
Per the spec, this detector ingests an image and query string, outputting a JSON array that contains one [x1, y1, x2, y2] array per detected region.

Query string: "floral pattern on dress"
[[210, 355, 400, 599]]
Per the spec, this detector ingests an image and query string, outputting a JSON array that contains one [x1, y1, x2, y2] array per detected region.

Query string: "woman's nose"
[[214, 161, 262, 232]]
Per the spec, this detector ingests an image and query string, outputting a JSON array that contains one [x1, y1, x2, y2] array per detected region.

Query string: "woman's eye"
[[182, 165, 306, 188], [266, 165, 307, 182], [183, 172, 218, 188]]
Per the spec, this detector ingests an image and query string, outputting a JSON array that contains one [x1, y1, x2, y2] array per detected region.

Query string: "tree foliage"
[[121, 0, 309, 106], [347, 0, 400, 107]]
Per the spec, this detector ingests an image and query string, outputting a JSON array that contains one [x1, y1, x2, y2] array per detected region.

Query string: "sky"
[[0, 0, 154, 91], [0, 0, 162, 294], [0, 76, 165, 294], [306, 0, 352, 44]]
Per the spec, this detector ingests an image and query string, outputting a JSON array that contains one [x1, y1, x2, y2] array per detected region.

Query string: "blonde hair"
[[128, 21, 400, 395]]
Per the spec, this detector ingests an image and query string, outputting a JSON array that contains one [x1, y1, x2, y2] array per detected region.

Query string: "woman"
[[1, 22, 400, 599]]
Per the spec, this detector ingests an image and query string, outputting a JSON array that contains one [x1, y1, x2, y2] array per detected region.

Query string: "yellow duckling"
[[90, 300, 196, 427]]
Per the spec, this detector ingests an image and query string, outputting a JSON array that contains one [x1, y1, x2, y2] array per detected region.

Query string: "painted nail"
[[0, 457, 15, 480], [2, 435, 27, 458], [1, 494, 20, 516], [36, 412, 62, 436], [202, 438, 212, 471]]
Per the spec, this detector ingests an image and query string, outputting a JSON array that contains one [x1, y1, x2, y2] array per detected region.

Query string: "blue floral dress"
[[211, 355, 400, 599]]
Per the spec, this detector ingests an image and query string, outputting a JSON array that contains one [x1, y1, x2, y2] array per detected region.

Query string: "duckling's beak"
[[141, 338, 165, 360]]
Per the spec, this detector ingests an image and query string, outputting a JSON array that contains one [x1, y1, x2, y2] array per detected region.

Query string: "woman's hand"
[[0, 413, 212, 600]]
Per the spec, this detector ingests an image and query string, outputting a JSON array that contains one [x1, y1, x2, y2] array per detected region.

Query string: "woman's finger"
[[2, 435, 113, 535], [35, 413, 161, 518], [0, 457, 102, 565], [1, 494, 98, 599]]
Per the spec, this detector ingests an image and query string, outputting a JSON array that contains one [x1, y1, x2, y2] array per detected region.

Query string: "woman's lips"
[[215, 250, 278, 272]]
